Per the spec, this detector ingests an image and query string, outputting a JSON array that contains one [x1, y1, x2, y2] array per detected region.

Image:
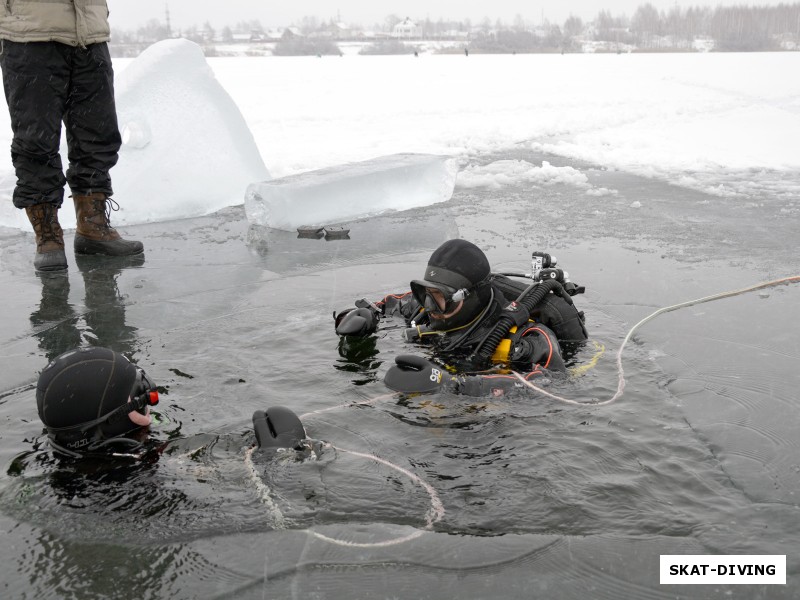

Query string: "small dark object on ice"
[[324, 226, 350, 240], [297, 225, 325, 239]]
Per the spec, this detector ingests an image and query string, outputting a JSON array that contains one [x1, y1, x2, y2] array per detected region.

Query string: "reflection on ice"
[[245, 208, 458, 274]]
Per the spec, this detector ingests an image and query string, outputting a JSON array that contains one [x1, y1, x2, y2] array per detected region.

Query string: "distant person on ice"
[[334, 239, 588, 396], [0, 0, 143, 272]]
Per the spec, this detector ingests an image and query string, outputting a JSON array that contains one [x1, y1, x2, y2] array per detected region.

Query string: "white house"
[[393, 18, 420, 38]]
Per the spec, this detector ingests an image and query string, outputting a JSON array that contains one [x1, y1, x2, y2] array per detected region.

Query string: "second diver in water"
[[334, 239, 588, 396]]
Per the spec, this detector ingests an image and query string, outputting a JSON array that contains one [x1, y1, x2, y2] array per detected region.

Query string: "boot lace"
[[92, 197, 121, 231], [30, 205, 63, 248]]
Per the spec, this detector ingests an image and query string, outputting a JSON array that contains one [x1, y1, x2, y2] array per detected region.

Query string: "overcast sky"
[[107, 0, 777, 30]]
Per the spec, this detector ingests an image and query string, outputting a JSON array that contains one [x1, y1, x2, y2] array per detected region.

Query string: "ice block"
[[244, 153, 457, 230]]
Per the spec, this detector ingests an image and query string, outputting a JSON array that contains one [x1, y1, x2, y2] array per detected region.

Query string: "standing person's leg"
[[66, 42, 142, 256], [0, 41, 71, 271]]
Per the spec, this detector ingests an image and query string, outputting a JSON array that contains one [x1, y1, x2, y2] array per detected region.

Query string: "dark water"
[[1, 149, 799, 599]]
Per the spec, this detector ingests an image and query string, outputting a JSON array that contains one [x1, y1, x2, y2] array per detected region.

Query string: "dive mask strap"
[[45, 380, 159, 437]]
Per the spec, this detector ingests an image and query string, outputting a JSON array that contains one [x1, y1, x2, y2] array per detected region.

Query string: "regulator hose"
[[469, 278, 562, 364]]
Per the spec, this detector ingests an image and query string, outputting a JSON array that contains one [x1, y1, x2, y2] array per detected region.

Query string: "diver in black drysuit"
[[35, 346, 308, 458], [333, 239, 588, 397]]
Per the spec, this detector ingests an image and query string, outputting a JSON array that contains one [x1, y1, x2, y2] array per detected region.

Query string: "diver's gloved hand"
[[334, 300, 380, 337], [253, 406, 307, 450], [334, 307, 378, 336], [385, 355, 517, 396], [384, 355, 459, 393]]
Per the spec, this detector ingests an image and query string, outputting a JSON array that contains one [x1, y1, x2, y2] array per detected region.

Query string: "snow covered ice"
[[1, 51, 799, 231], [244, 153, 457, 230]]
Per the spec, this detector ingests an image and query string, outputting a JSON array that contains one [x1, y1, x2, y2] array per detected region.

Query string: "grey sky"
[[107, 0, 776, 30]]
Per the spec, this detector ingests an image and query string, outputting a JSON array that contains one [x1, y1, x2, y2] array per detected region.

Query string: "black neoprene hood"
[[411, 239, 491, 293], [36, 347, 139, 447]]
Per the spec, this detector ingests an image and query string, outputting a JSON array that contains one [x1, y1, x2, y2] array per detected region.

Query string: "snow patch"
[[456, 160, 589, 189]]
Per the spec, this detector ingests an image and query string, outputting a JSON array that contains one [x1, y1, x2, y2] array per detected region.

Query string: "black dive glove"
[[385, 355, 514, 396], [384, 355, 457, 393], [252, 406, 307, 450], [334, 299, 380, 336]]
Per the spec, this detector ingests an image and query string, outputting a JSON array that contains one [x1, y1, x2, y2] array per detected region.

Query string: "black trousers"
[[0, 40, 121, 209]]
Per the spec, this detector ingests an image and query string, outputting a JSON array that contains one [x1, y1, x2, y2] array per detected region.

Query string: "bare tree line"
[[621, 2, 800, 50], [110, 3, 800, 55]]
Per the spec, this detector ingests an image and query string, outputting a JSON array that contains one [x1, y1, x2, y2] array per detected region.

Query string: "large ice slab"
[[108, 39, 269, 227], [244, 153, 457, 230]]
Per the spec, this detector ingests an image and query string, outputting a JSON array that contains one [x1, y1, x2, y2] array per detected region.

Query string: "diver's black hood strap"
[[45, 389, 153, 437], [47, 434, 147, 459], [412, 266, 472, 294]]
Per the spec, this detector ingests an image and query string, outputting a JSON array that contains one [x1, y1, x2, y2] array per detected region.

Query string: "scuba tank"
[[491, 274, 588, 343], [468, 278, 562, 365], [468, 250, 589, 365]]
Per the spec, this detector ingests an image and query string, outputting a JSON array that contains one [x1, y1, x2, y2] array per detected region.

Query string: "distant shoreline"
[[109, 38, 798, 58]]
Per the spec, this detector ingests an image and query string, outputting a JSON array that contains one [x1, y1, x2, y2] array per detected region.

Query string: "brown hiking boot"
[[73, 193, 144, 256], [25, 203, 68, 272]]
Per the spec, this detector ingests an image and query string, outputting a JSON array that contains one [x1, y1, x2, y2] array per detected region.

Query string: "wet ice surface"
[[1, 148, 799, 599]]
